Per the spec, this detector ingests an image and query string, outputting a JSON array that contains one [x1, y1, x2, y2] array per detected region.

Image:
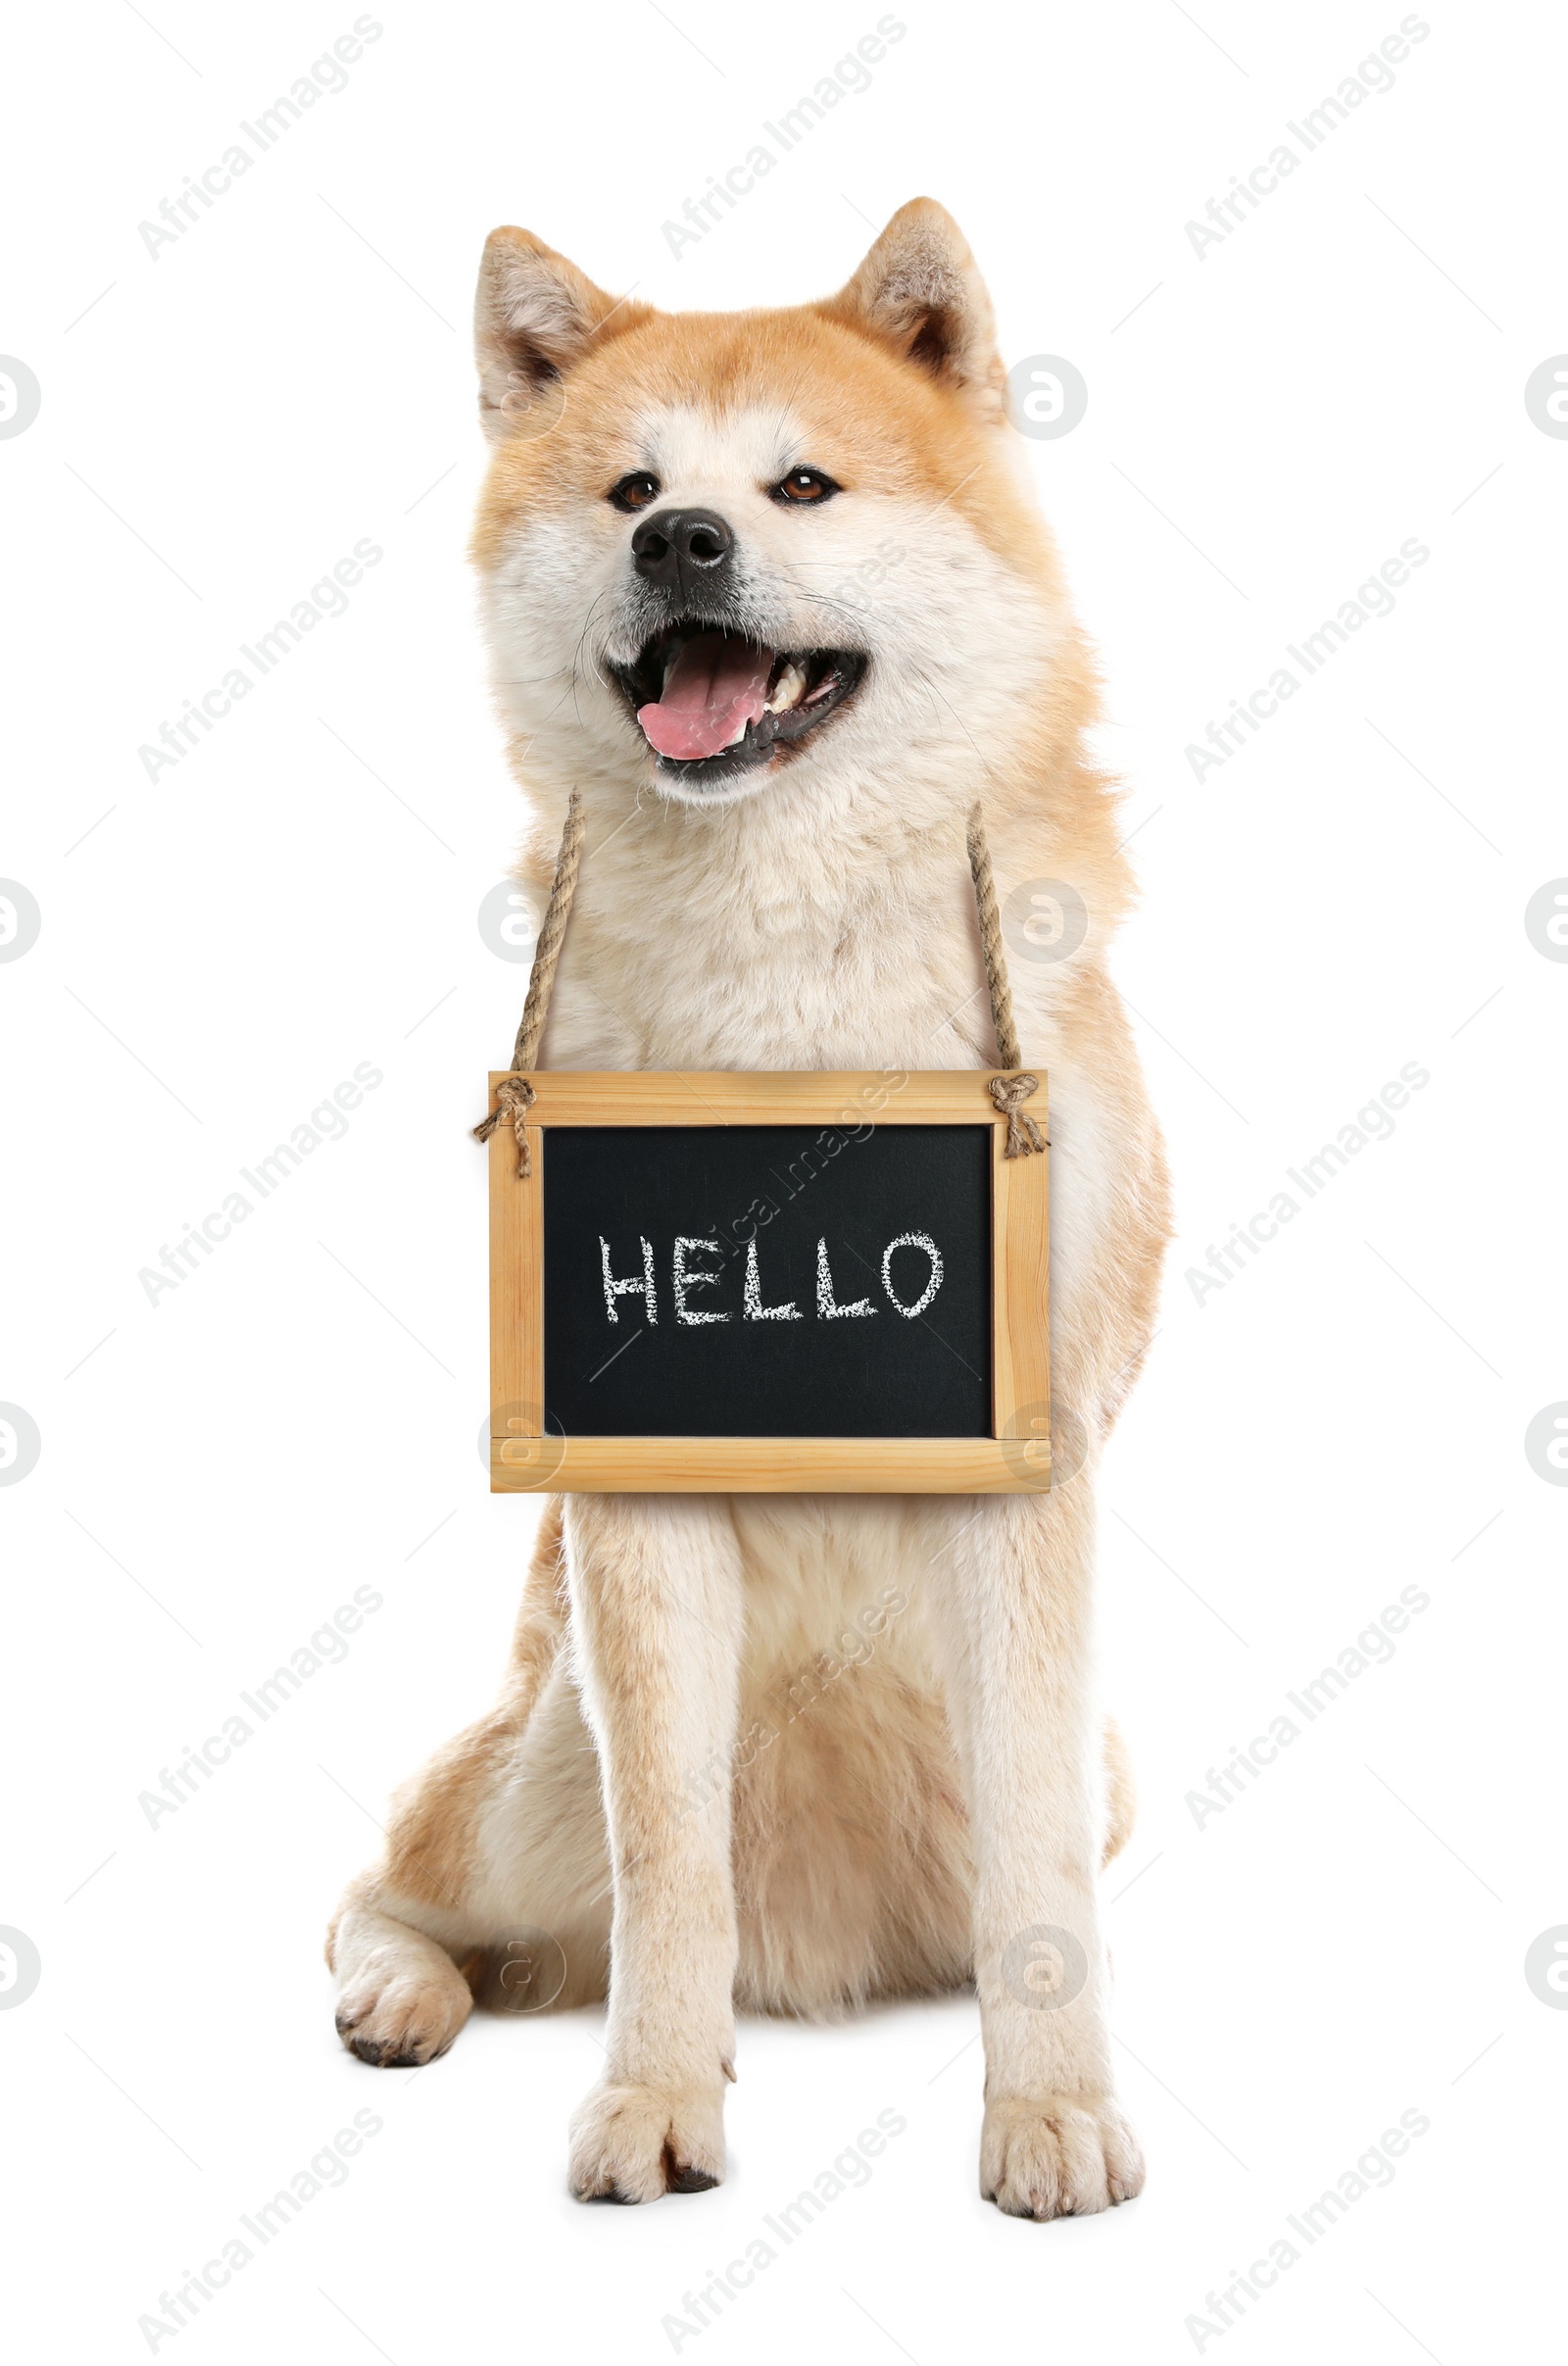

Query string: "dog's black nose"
[[630, 508, 735, 597]]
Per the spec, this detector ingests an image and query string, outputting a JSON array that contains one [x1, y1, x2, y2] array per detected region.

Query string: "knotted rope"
[[475, 787, 1045, 1170], [966, 802, 1045, 1158], [474, 1073, 537, 1175], [988, 1070, 1045, 1158]]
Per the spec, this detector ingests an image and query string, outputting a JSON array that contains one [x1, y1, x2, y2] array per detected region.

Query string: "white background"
[[3, 1, 1564, 2358]]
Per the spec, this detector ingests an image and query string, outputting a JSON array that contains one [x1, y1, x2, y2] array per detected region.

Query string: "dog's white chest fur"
[[544, 807, 989, 1070]]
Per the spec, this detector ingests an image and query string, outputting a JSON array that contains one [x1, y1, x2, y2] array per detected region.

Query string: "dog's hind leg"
[[328, 1892, 477, 2068], [326, 1502, 612, 2065]]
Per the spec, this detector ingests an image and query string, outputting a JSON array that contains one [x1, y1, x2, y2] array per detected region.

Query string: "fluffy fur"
[[328, 199, 1170, 2219]]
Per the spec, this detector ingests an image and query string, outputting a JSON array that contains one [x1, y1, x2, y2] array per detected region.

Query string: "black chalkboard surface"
[[543, 1123, 993, 1438], [484, 1068, 1050, 1494]]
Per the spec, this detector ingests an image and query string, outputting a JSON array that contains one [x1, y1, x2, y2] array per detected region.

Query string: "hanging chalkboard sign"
[[484, 1070, 1050, 1493]]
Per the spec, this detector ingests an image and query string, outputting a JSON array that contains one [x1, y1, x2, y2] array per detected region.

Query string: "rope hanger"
[[474, 793, 1044, 1173]]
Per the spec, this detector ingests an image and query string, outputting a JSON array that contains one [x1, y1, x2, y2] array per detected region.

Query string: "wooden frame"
[[486, 1071, 1050, 1492]]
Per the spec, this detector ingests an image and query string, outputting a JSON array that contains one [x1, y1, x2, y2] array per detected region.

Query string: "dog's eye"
[[771, 468, 839, 505], [609, 472, 661, 513]]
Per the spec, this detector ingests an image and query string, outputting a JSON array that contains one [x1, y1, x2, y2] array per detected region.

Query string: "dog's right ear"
[[474, 228, 632, 442]]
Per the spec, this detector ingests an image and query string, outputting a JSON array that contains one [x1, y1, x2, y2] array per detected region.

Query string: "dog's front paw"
[[568, 2080, 726, 2203], [980, 2093, 1145, 2220]]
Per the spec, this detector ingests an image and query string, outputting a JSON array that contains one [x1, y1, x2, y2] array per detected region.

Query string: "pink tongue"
[[637, 633, 773, 761]]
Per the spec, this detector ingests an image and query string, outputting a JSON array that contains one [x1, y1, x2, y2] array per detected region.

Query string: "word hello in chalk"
[[600, 1233, 945, 1326]]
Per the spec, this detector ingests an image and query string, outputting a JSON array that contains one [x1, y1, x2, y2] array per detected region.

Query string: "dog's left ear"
[[820, 198, 1004, 419]]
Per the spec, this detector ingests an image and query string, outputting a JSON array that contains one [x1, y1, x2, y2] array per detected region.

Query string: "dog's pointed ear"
[[474, 227, 632, 441], [820, 199, 1004, 418]]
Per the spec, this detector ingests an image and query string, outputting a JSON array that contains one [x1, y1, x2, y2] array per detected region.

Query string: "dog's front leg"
[[928, 1485, 1145, 2219], [563, 1494, 742, 2201]]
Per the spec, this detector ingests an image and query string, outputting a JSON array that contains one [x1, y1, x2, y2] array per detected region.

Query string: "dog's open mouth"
[[610, 626, 865, 785]]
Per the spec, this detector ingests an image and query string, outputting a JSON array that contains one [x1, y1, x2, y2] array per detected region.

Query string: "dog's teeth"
[[765, 661, 808, 714]]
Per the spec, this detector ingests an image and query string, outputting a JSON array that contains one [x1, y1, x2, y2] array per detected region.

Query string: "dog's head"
[[471, 201, 1078, 817]]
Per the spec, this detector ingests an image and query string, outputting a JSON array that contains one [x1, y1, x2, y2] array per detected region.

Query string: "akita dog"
[[328, 199, 1170, 2218]]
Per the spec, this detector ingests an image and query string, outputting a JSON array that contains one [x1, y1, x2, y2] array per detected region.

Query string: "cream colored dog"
[[328, 198, 1170, 2219]]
